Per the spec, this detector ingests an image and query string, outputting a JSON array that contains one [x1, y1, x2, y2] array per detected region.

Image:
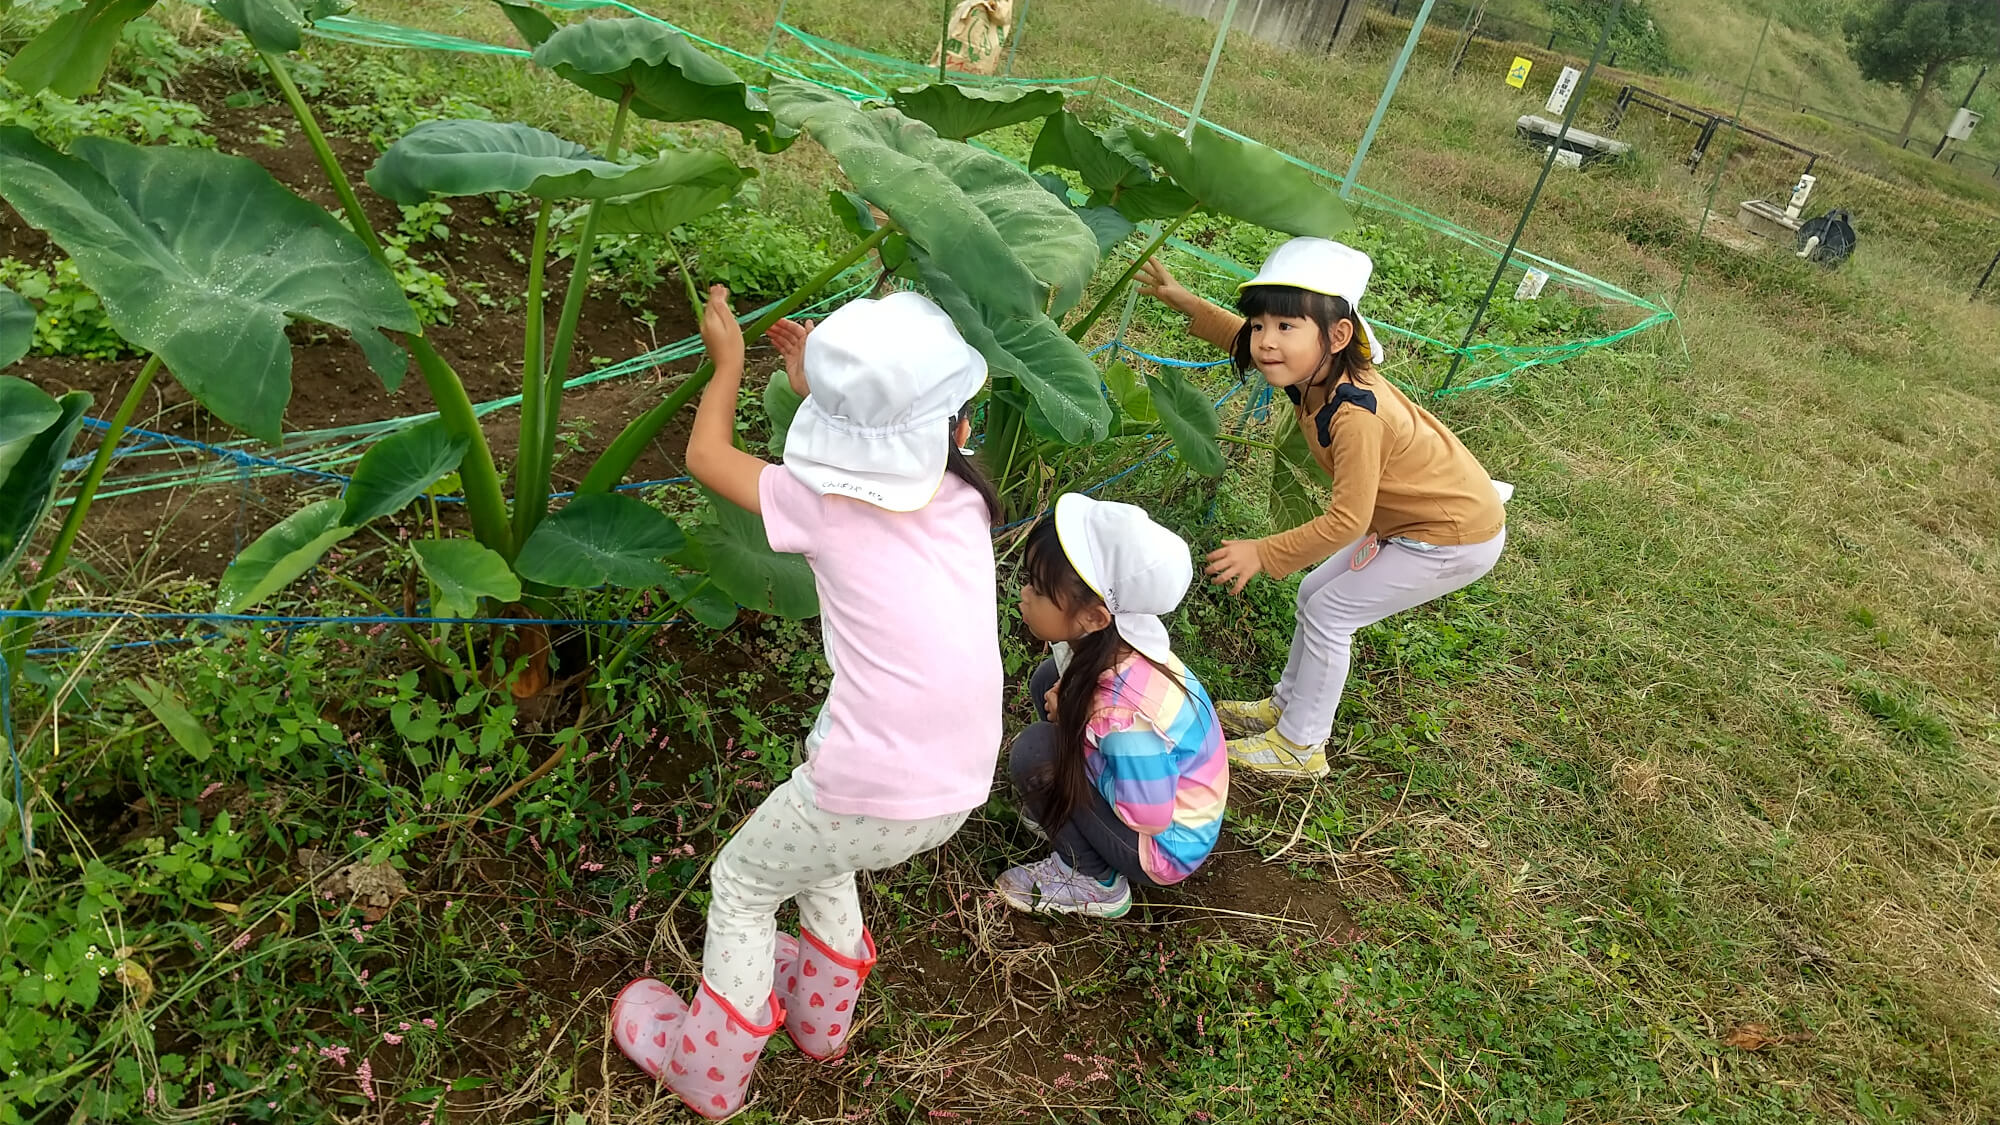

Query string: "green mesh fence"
[[87, 0, 1672, 500]]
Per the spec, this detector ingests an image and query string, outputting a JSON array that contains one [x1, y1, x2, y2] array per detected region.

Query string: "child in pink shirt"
[[611, 286, 1003, 1119]]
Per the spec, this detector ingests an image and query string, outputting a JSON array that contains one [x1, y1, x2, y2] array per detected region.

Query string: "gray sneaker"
[[995, 853, 1132, 919]]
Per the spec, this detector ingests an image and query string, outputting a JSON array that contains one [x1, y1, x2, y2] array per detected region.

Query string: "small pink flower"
[[199, 782, 224, 800], [382, 1032, 404, 1045], [422, 1018, 437, 1029], [356, 1058, 375, 1102], [398, 1021, 412, 1032], [229, 929, 254, 952]]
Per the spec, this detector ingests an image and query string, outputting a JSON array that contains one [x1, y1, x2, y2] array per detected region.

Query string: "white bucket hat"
[[1240, 237, 1384, 366], [783, 291, 988, 511], [1053, 493, 1192, 665]]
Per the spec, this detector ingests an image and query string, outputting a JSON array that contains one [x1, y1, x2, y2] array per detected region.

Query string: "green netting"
[[88, 0, 1672, 501], [306, 4, 1672, 393]]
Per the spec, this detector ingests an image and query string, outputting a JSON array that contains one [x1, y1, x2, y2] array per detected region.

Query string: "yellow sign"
[[1507, 57, 1533, 89]]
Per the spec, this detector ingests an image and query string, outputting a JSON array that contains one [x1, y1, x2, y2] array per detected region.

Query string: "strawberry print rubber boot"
[[611, 977, 781, 1120], [772, 927, 876, 1061]]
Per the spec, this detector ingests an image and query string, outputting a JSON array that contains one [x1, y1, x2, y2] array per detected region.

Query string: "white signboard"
[[1947, 107, 1982, 141], [1515, 268, 1550, 300], [1545, 66, 1582, 115]]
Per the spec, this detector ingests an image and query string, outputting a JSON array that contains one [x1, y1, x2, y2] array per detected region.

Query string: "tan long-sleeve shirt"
[[1189, 300, 1505, 579]]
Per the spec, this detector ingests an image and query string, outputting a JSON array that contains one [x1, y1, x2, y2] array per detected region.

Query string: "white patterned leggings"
[[702, 767, 969, 1013], [1274, 530, 1507, 747]]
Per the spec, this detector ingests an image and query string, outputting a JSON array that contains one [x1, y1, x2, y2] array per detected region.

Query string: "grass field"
[[3, 0, 1998, 1122]]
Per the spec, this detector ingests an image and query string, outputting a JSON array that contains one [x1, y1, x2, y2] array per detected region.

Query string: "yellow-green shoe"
[[1215, 696, 1282, 735], [1226, 727, 1329, 779]]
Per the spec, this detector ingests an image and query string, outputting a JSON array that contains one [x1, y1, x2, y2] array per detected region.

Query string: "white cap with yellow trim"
[[1238, 237, 1384, 366]]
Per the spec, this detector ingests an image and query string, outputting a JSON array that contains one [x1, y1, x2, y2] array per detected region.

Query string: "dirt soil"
[[3, 65, 707, 585]]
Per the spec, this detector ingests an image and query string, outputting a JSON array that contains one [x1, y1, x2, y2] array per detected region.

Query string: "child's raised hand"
[[1043, 681, 1061, 723], [766, 317, 814, 398], [700, 285, 745, 373], [1136, 257, 1197, 315], [1205, 539, 1263, 595]]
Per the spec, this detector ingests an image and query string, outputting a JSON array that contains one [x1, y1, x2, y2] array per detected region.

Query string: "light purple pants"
[[1273, 530, 1507, 746]]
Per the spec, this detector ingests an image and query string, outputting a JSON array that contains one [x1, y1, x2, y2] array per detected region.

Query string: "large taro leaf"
[[889, 83, 1065, 141], [0, 130, 416, 443], [533, 19, 795, 154], [216, 499, 356, 613], [1124, 124, 1353, 238], [212, 0, 351, 54], [1030, 111, 1193, 222], [0, 377, 63, 481], [0, 290, 37, 370], [340, 419, 468, 526], [1269, 407, 1330, 530], [694, 492, 817, 620], [514, 493, 685, 589], [494, 0, 559, 47], [772, 79, 1097, 318], [1101, 360, 1155, 426], [1144, 366, 1224, 477], [762, 371, 805, 459], [3, 0, 159, 98], [663, 572, 737, 630], [413, 538, 520, 619], [0, 384, 89, 580], [591, 156, 755, 235], [1032, 173, 1133, 260], [367, 120, 751, 206], [828, 189, 913, 276], [917, 256, 1109, 445]]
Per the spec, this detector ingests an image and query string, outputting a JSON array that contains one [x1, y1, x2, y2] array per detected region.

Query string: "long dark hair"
[[1022, 516, 1200, 837], [1230, 285, 1374, 401], [945, 412, 1001, 526]]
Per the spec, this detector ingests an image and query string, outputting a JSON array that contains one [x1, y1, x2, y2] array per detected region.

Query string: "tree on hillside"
[[1843, 0, 1999, 145]]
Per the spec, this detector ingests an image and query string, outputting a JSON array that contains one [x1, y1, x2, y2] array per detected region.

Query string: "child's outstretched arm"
[[1138, 257, 1241, 351], [686, 285, 767, 514]]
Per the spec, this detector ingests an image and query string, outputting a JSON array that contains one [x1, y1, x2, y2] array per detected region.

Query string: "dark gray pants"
[[1008, 658, 1160, 888]]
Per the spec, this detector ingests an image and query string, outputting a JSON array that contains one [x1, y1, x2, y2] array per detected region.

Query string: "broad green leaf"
[[494, 0, 558, 47], [828, 189, 912, 274], [126, 675, 214, 763], [215, 0, 352, 54], [216, 499, 355, 613], [1269, 408, 1330, 530], [1101, 360, 1155, 425], [1124, 125, 1353, 238], [212, 0, 349, 54], [533, 19, 795, 153], [0, 376, 62, 481], [366, 120, 752, 205], [917, 258, 1109, 444], [1030, 111, 1194, 222], [772, 79, 1097, 318], [0, 287, 34, 368], [1030, 173, 1135, 258], [762, 370, 804, 459], [591, 156, 756, 234], [664, 573, 737, 630], [693, 492, 817, 619], [0, 131, 416, 442], [0, 387, 88, 580], [888, 83, 1065, 140], [514, 493, 685, 588], [1145, 367, 1224, 477], [341, 419, 468, 526], [3, 0, 159, 98], [413, 538, 520, 619]]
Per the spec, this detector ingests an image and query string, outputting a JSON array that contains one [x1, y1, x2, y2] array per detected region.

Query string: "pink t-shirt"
[[759, 464, 1003, 819]]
